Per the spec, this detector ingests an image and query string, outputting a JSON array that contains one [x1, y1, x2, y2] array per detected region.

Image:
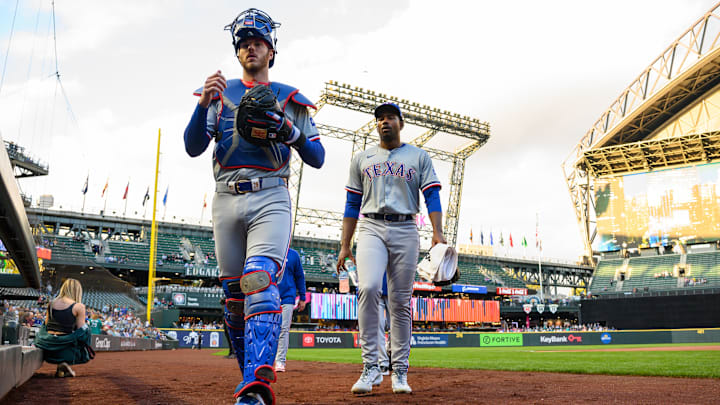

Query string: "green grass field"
[[213, 343, 720, 378]]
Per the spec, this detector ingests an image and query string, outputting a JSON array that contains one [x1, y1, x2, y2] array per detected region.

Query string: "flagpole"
[[82, 193, 86, 213], [147, 129, 161, 322], [537, 212, 544, 302], [199, 194, 206, 225], [123, 179, 129, 217]]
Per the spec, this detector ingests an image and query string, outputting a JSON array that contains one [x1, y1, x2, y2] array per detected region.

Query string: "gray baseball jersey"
[[345, 144, 441, 214]]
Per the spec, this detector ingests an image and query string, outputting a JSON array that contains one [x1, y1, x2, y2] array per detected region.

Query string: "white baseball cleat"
[[351, 364, 383, 394], [391, 370, 412, 394], [274, 362, 286, 372]]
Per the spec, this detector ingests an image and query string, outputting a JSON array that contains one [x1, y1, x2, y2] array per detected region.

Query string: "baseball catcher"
[[183, 8, 325, 405]]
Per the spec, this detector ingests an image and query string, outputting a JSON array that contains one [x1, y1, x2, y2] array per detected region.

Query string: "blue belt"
[[216, 177, 287, 194], [366, 213, 415, 222]]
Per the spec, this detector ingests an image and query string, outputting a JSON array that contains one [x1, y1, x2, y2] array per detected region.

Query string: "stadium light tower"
[[288, 81, 491, 246]]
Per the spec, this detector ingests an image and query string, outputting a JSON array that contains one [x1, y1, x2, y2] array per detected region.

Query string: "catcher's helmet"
[[225, 8, 281, 67]]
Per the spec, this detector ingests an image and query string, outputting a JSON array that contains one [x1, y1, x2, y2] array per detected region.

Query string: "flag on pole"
[[122, 182, 129, 200], [522, 236, 528, 248], [480, 231, 484, 246], [142, 187, 150, 206], [470, 228, 473, 244], [536, 213, 542, 252], [490, 231, 494, 246], [163, 186, 169, 207], [81, 175, 89, 194], [500, 232, 504, 246], [509, 233, 514, 248], [203, 193, 207, 209], [101, 179, 109, 197]]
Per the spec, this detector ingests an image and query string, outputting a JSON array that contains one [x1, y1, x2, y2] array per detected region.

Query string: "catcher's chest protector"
[[193, 80, 314, 171]]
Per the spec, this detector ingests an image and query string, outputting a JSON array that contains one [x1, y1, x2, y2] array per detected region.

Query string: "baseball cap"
[[374, 102, 403, 121]]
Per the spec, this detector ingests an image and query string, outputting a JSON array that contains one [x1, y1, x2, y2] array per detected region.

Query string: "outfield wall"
[[90, 334, 178, 351], [581, 293, 720, 329], [285, 328, 720, 348]]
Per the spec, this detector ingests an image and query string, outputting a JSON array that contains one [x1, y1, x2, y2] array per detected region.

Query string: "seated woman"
[[34, 278, 94, 377]]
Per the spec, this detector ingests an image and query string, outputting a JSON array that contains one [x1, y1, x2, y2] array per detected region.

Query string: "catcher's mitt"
[[235, 84, 293, 146]]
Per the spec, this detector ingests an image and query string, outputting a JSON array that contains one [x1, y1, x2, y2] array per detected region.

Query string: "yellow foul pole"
[[146, 129, 162, 321]]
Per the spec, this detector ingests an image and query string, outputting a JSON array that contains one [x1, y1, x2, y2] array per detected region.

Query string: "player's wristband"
[[286, 129, 306, 148]]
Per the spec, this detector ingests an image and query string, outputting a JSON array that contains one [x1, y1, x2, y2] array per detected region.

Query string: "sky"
[[0, 0, 716, 262]]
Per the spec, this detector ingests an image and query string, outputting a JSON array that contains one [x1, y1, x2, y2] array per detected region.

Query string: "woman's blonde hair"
[[57, 278, 83, 303]]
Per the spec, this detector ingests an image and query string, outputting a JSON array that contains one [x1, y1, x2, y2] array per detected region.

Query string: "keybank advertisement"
[[538, 334, 585, 344], [479, 333, 523, 346], [410, 334, 449, 347]]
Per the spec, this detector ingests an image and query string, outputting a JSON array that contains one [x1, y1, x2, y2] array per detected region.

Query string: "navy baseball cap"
[[374, 102, 403, 121]]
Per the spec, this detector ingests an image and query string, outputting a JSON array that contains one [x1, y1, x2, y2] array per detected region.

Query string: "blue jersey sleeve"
[[294, 136, 325, 169], [344, 190, 362, 218], [184, 103, 213, 157], [422, 185, 442, 213], [293, 253, 306, 301]]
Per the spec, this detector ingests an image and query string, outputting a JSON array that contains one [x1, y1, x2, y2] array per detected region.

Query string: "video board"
[[310, 293, 500, 323], [594, 162, 720, 251]]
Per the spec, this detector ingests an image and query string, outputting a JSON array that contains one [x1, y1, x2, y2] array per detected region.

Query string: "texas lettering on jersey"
[[363, 161, 416, 182]]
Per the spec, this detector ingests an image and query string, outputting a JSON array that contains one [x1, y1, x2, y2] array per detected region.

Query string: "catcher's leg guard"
[[233, 256, 282, 405], [222, 276, 246, 370]]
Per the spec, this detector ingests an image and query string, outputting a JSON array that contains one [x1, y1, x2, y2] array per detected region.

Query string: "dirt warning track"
[[3, 349, 719, 404]]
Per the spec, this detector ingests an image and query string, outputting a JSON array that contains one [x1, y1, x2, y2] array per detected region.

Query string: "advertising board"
[[479, 333, 523, 347]]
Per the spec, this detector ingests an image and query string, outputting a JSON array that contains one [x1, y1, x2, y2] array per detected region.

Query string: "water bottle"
[[345, 259, 358, 286]]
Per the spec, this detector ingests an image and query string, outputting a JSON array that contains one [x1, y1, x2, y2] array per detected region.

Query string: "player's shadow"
[[103, 374, 194, 405]]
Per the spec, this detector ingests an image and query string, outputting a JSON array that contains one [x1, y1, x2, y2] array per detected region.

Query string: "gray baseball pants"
[[212, 186, 292, 278], [356, 217, 419, 372], [275, 303, 294, 364], [378, 295, 390, 368]]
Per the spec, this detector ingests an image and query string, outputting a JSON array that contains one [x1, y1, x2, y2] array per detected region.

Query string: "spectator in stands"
[[19, 311, 34, 326], [274, 249, 306, 372], [34, 278, 94, 378], [89, 312, 103, 335]]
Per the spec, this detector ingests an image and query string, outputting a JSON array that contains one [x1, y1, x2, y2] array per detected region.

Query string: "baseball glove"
[[235, 84, 297, 146]]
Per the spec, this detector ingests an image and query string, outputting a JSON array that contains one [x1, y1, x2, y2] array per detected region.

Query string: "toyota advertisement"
[[294, 332, 358, 348]]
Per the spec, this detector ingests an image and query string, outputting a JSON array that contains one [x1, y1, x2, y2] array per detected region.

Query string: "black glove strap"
[[290, 132, 307, 149]]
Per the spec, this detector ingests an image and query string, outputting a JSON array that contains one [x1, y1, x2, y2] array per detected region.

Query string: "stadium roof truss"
[[580, 131, 720, 178], [288, 81, 491, 246], [563, 3, 720, 260], [504, 263, 592, 290], [4, 141, 49, 178]]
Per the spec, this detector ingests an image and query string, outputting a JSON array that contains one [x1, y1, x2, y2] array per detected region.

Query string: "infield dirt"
[[3, 349, 719, 404]]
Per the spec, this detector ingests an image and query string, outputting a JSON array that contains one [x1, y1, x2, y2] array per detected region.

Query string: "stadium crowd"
[[1, 292, 168, 341], [498, 322, 614, 333]]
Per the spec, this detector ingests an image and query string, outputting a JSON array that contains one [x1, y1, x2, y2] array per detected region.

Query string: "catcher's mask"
[[225, 8, 281, 68]]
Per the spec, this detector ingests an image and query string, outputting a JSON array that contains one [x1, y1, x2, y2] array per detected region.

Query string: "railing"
[[589, 287, 720, 299]]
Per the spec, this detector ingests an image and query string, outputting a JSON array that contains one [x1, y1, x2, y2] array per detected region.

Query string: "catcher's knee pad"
[[241, 256, 282, 389], [222, 276, 246, 370], [241, 256, 282, 318]]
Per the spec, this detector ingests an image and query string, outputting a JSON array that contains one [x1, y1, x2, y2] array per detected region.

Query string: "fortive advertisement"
[[479, 333, 523, 347]]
